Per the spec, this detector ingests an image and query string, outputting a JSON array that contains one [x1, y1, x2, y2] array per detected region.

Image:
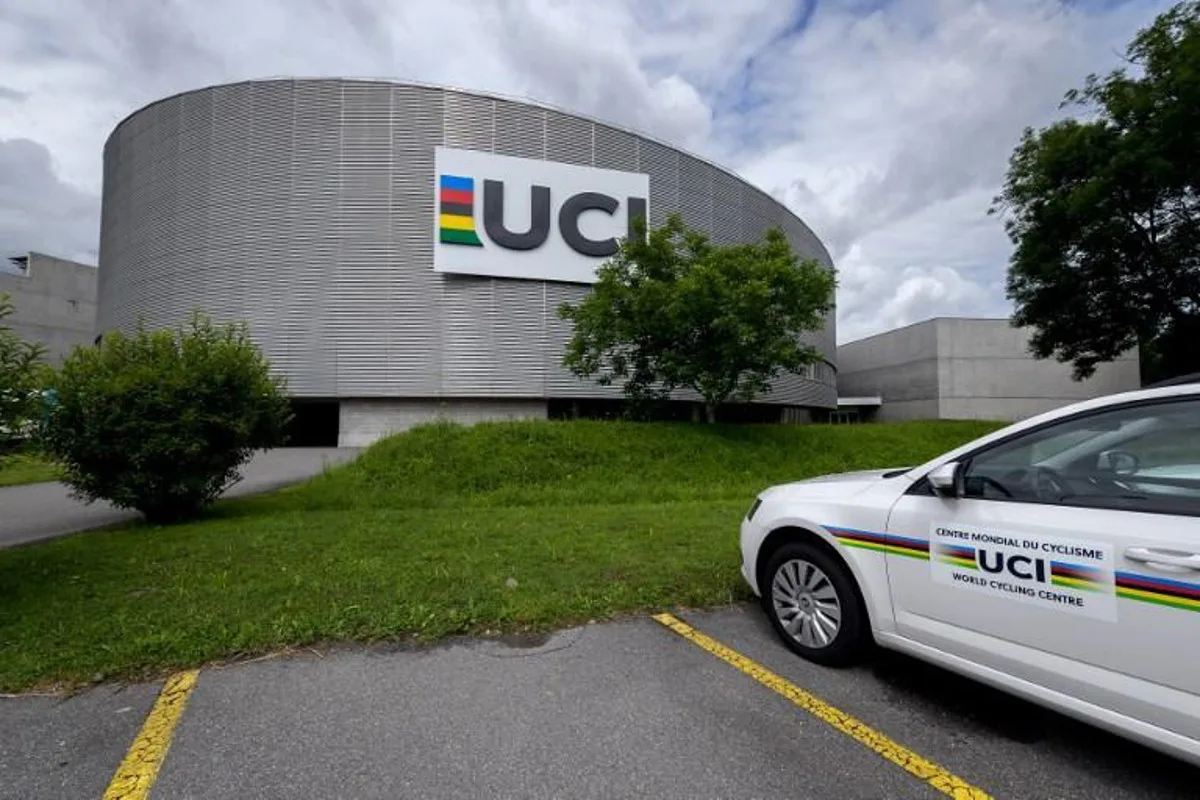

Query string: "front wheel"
[[762, 542, 869, 667]]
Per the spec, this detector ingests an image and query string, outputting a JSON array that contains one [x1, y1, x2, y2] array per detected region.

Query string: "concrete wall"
[[836, 320, 941, 421], [339, 399, 548, 447], [934, 318, 1140, 421], [0, 252, 97, 364], [98, 78, 837, 413], [836, 317, 1142, 422]]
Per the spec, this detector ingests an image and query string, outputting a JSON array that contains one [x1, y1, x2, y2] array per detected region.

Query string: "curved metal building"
[[98, 79, 836, 445]]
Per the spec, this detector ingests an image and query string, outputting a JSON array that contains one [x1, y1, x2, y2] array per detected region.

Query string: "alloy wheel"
[[771, 558, 843, 649]]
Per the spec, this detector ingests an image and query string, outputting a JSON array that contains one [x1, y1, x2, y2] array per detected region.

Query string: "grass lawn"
[[0, 450, 62, 487], [0, 419, 1002, 691]]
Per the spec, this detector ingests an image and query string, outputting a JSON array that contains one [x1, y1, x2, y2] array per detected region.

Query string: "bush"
[[0, 292, 50, 455], [41, 312, 292, 524]]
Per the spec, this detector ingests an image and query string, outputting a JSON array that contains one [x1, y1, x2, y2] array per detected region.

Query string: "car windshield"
[[962, 398, 1200, 510], [1039, 411, 1200, 477], [973, 416, 1151, 473]]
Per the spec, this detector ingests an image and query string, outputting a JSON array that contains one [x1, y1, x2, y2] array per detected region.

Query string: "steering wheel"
[[1032, 466, 1071, 501]]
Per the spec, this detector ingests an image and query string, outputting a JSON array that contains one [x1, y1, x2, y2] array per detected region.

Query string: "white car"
[[741, 379, 1200, 765]]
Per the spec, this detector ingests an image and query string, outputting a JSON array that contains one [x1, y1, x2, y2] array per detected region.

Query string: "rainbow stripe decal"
[[1050, 561, 1104, 593], [827, 524, 1200, 617], [936, 543, 977, 570], [438, 174, 482, 246], [829, 527, 929, 560], [1116, 571, 1200, 612]]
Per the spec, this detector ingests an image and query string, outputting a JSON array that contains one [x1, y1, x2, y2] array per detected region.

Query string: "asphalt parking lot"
[[3, 605, 1197, 799]]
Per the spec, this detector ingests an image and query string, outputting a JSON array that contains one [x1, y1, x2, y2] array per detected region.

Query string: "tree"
[[559, 213, 836, 422], [991, 1, 1200, 383], [0, 292, 48, 454], [40, 312, 292, 524]]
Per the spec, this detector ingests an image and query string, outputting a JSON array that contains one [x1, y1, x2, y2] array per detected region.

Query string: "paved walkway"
[[3, 607, 1196, 799], [0, 448, 361, 549]]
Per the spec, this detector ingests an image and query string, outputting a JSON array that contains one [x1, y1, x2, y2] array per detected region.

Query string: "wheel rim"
[[771, 558, 842, 649]]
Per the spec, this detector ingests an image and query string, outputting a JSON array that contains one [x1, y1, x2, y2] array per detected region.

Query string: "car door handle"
[[1124, 547, 1200, 570]]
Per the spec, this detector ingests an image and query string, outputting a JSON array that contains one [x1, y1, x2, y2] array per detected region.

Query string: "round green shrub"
[[41, 312, 292, 524]]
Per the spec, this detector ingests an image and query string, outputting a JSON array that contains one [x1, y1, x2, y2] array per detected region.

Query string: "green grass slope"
[[0, 451, 62, 487], [0, 419, 1002, 691], [279, 418, 1001, 509]]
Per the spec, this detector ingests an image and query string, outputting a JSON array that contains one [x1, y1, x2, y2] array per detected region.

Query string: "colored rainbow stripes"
[[936, 544, 977, 570], [829, 527, 929, 560], [438, 174, 482, 246], [1050, 561, 1104, 593], [1116, 571, 1200, 612]]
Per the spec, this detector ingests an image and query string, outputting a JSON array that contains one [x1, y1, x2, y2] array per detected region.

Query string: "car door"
[[884, 395, 1200, 741]]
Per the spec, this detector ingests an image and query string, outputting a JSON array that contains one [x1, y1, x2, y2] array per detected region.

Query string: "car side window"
[[960, 397, 1200, 517]]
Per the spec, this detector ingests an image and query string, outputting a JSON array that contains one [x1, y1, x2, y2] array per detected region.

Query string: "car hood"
[[762, 468, 911, 499]]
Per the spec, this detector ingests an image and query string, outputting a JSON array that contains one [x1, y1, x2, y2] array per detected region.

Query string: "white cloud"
[[0, 137, 98, 264], [729, 0, 1176, 341], [0, 0, 1178, 341], [835, 187, 1008, 341]]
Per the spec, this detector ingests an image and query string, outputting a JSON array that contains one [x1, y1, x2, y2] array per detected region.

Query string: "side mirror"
[[928, 461, 962, 498]]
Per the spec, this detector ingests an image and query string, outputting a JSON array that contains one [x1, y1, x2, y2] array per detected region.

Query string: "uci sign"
[[432, 146, 650, 284]]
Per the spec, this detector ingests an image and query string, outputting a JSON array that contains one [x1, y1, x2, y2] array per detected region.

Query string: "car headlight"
[[746, 497, 763, 521]]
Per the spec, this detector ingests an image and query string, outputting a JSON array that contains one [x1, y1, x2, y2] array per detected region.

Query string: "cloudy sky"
[[0, 0, 1175, 342]]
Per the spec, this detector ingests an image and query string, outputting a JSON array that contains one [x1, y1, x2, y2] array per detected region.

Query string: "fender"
[[758, 511, 898, 635]]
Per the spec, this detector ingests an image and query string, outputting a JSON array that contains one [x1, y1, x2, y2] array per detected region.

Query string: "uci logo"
[[437, 174, 648, 258], [978, 549, 1048, 583]]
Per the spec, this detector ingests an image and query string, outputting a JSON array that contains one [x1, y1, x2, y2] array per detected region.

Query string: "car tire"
[[761, 541, 869, 667]]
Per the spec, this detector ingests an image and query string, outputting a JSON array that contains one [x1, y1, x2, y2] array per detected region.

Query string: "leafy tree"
[[991, 1, 1200, 383], [41, 312, 292, 524], [559, 213, 836, 422], [0, 292, 49, 454]]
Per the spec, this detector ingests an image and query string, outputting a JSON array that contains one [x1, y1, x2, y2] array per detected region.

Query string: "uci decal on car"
[[829, 522, 1200, 618], [1115, 572, 1200, 613], [928, 522, 1118, 622], [827, 527, 930, 560]]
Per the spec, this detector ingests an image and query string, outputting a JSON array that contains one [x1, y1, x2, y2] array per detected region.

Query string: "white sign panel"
[[930, 522, 1117, 622], [433, 146, 650, 284]]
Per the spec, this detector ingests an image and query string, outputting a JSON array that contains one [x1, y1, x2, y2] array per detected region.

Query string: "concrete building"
[[0, 252, 98, 364], [96, 78, 838, 446], [836, 317, 1141, 422]]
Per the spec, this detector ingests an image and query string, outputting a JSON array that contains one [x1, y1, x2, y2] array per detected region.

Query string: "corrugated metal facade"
[[97, 79, 837, 409]]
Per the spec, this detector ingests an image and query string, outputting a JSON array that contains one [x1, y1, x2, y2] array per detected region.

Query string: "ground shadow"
[[863, 641, 1200, 796], [736, 606, 1198, 796]]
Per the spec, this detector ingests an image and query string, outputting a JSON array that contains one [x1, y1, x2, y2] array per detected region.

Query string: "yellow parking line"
[[652, 613, 992, 800], [103, 670, 200, 800]]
